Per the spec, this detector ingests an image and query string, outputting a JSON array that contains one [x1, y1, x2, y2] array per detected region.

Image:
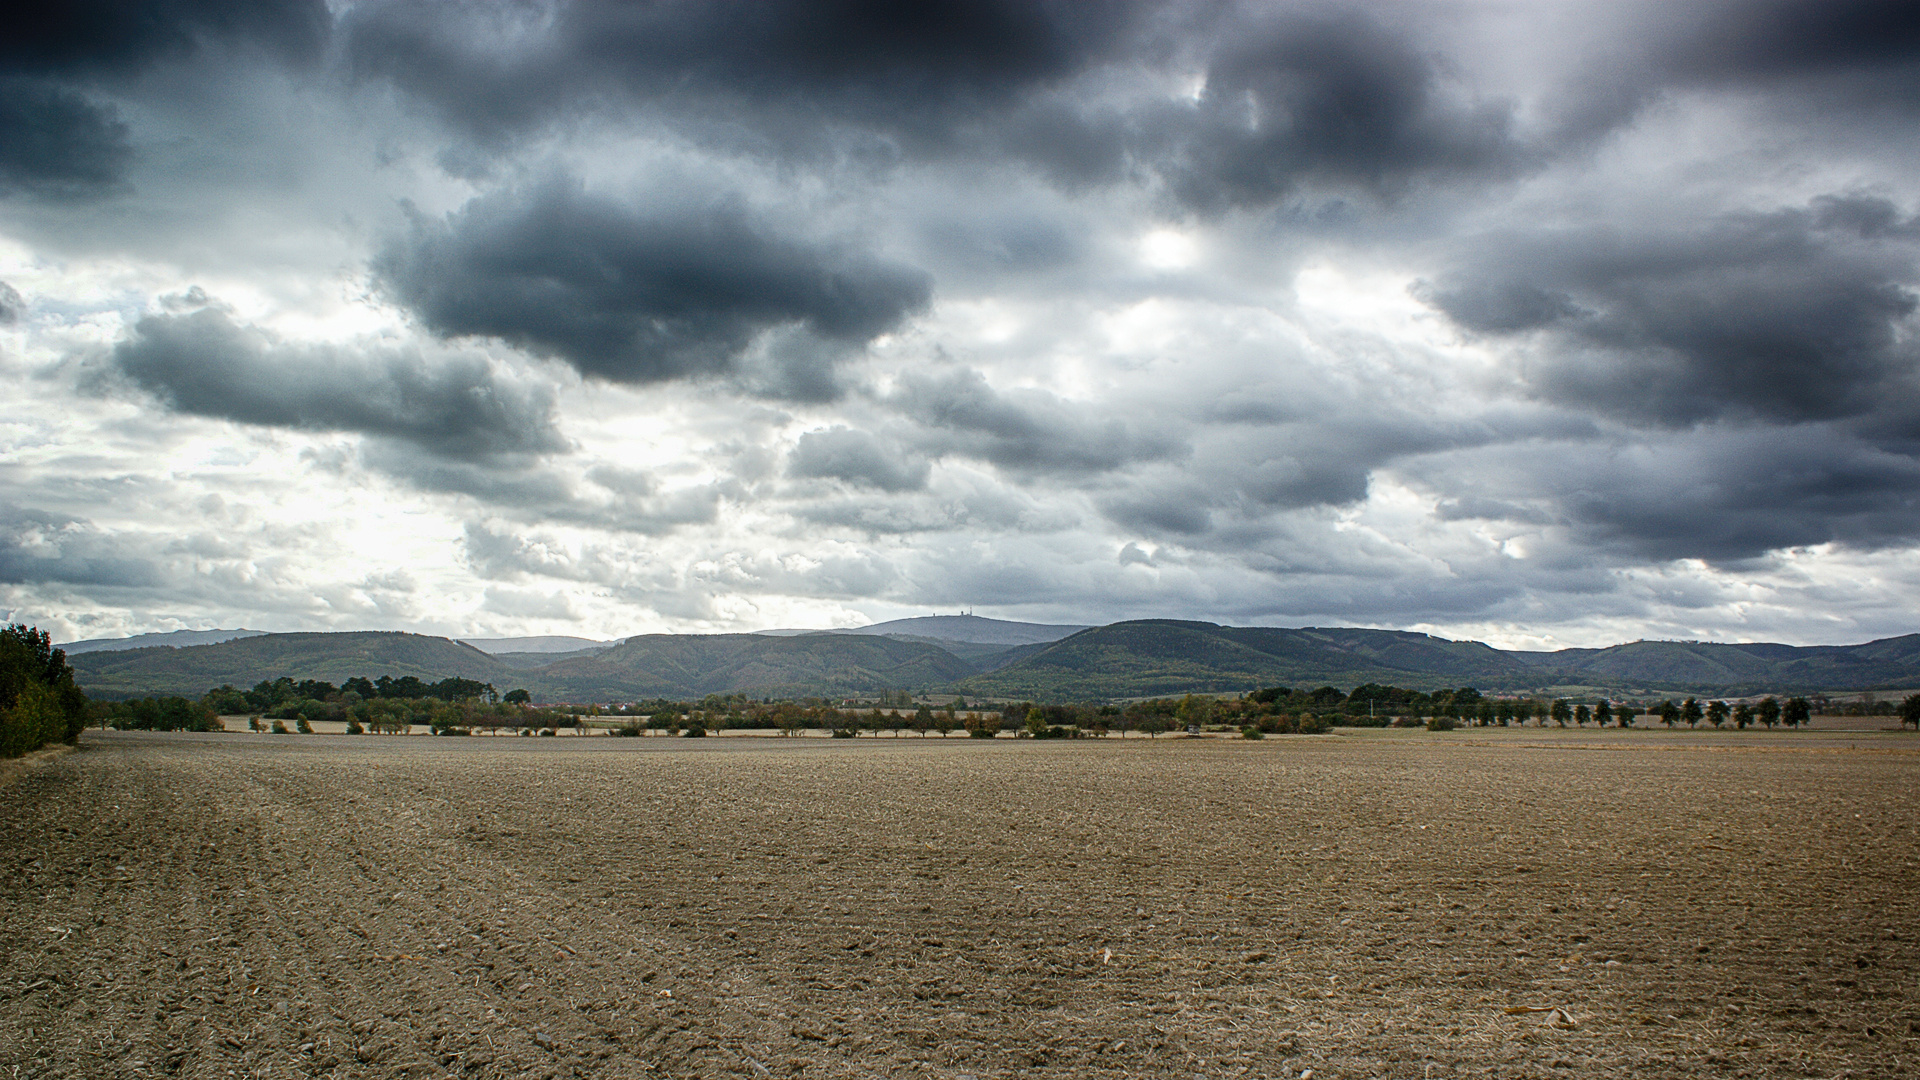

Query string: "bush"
[[683, 724, 707, 738], [830, 727, 856, 738], [615, 722, 642, 737], [1241, 725, 1264, 739], [1426, 716, 1457, 731], [270, 719, 289, 734], [295, 715, 314, 734], [1295, 713, 1332, 735], [345, 719, 365, 735]]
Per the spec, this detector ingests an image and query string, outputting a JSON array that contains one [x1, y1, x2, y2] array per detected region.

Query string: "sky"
[[5, 0, 1920, 650]]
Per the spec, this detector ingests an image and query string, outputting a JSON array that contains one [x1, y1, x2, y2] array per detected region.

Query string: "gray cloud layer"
[[0, 1, 329, 197], [111, 306, 568, 460], [1421, 195, 1920, 426], [377, 178, 930, 395], [0, 506, 165, 588]]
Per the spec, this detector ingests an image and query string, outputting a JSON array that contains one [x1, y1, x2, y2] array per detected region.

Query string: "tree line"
[[94, 673, 559, 735], [0, 625, 89, 757]]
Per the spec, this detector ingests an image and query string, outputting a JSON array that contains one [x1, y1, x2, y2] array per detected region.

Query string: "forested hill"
[[1509, 634, 1920, 694], [957, 621, 1539, 699], [964, 622, 1920, 699], [69, 632, 520, 700], [65, 623, 1920, 702], [533, 633, 977, 699]]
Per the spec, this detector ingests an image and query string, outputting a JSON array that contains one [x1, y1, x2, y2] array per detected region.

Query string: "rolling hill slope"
[[1517, 635, 1920, 693], [59, 628, 267, 654], [823, 614, 1089, 646], [67, 623, 1920, 704], [957, 621, 1536, 699], [532, 633, 977, 700], [70, 632, 522, 700]]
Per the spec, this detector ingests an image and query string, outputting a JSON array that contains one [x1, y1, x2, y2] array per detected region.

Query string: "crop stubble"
[[2, 730, 1916, 1079]]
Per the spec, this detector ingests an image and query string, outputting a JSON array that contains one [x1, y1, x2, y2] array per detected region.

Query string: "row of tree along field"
[[560, 683, 1920, 736], [93, 674, 573, 735]]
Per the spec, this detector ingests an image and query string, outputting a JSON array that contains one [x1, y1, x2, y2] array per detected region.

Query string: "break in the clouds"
[[6, 0, 1920, 651]]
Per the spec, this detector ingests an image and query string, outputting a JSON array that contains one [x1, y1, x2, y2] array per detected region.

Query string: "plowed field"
[[4, 728, 1916, 1079]]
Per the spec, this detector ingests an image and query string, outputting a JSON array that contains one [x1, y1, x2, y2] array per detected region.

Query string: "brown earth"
[[3, 727, 1916, 1079]]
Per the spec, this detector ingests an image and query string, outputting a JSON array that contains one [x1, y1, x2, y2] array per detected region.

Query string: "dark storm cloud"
[[1550, 0, 1920, 144], [892, 369, 1184, 475], [0, 1, 330, 199], [1101, 484, 1215, 535], [376, 178, 930, 392], [1560, 429, 1920, 563], [788, 428, 930, 493], [346, 1, 1538, 212], [1659, 0, 1920, 87], [0, 506, 164, 588], [0, 79, 131, 198], [1154, 7, 1525, 212], [1409, 419, 1920, 566], [352, 445, 720, 536], [1417, 195, 1920, 426], [1, 1, 328, 75], [343, 0, 1137, 147], [110, 306, 568, 460]]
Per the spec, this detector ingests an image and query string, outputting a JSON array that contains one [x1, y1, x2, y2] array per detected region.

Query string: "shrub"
[[270, 719, 289, 734], [683, 724, 707, 738], [345, 719, 365, 734], [1241, 725, 1264, 739], [830, 727, 856, 738], [295, 715, 314, 734], [1426, 716, 1457, 731], [965, 712, 1001, 738], [615, 722, 642, 737], [1295, 713, 1332, 735]]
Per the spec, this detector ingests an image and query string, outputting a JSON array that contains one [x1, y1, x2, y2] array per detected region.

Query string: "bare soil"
[[3, 728, 1916, 1079]]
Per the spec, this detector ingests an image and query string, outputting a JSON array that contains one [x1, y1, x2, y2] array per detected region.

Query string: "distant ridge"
[[60, 622, 1920, 703], [759, 615, 1088, 646], [461, 636, 618, 654], [59, 628, 267, 654], [69, 631, 518, 700], [535, 633, 976, 699], [959, 621, 1533, 698]]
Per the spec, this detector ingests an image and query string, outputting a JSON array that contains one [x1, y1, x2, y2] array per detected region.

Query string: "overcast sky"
[[5, 0, 1920, 649]]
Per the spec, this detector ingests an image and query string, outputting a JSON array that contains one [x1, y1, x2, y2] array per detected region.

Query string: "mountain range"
[[61, 617, 1920, 703]]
